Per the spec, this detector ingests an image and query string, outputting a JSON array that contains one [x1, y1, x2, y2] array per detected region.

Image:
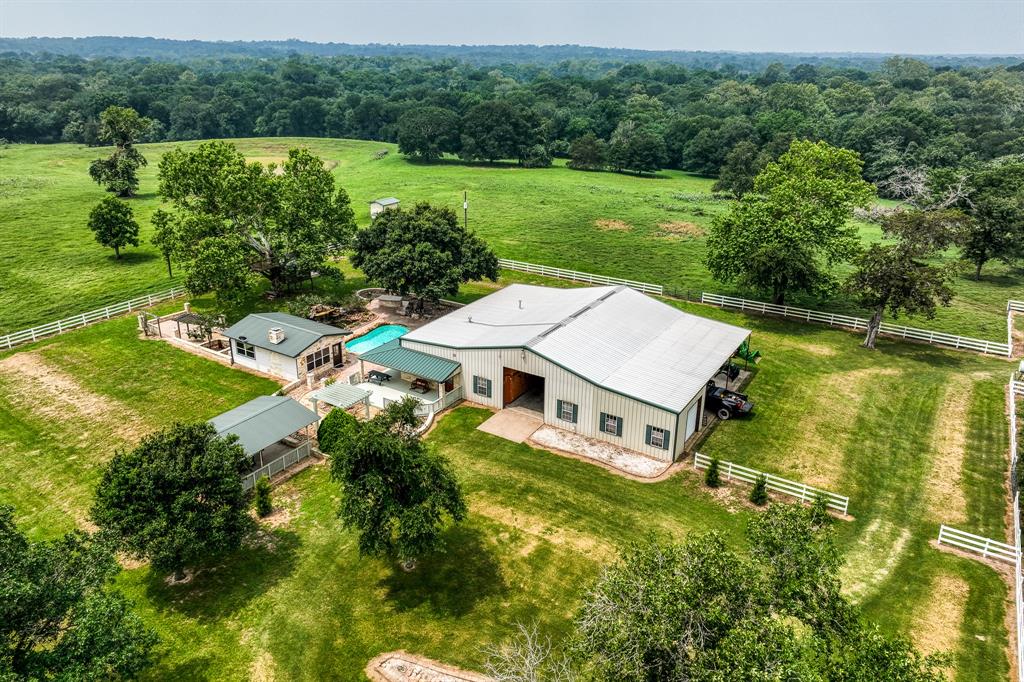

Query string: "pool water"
[[346, 324, 409, 354]]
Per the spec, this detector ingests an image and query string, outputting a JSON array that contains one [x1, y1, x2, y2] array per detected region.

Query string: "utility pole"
[[463, 191, 468, 231]]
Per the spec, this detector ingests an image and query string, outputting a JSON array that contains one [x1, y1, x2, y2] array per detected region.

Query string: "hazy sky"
[[1, 0, 1022, 55]]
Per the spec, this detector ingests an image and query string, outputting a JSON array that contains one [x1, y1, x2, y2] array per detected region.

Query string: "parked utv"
[[705, 380, 754, 420]]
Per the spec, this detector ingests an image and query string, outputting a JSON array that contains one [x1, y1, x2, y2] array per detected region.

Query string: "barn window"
[[600, 412, 622, 436], [646, 425, 669, 450], [235, 340, 255, 359], [305, 347, 331, 372], [557, 400, 577, 423], [473, 375, 492, 397]]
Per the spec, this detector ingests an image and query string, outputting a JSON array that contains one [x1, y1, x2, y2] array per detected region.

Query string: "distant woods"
[[2, 53, 1022, 183]]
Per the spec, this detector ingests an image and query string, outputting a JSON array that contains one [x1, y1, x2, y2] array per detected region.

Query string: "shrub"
[[810, 493, 833, 525], [750, 474, 768, 505], [704, 458, 721, 488], [317, 407, 361, 454], [254, 476, 272, 517]]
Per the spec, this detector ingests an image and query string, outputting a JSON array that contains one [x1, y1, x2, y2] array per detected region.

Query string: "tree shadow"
[[378, 524, 507, 617], [145, 653, 216, 681], [141, 528, 301, 622], [107, 250, 157, 265], [129, 191, 160, 201]]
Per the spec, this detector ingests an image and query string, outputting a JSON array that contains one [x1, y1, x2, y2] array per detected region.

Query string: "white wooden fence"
[[937, 524, 1017, 564], [0, 286, 186, 351], [702, 292, 1012, 357], [693, 452, 849, 515], [1009, 375, 1024, 675], [241, 440, 312, 491], [497, 258, 663, 295]]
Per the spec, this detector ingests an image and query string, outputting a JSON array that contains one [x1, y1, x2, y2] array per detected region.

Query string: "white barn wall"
[[404, 341, 696, 462]]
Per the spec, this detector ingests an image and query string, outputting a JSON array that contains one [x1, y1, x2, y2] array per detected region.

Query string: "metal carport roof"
[[209, 396, 319, 456], [359, 339, 460, 382]]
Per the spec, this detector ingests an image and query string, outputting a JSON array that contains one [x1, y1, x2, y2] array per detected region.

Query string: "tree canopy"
[[569, 503, 946, 682], [351, 202, 498, 303], [0, 505, 157, 680], [91, 422, 253, 580], [706, 139, 875, 304], [87, 105, 151, 198], [87, 195, 140, 259], [155, 141, 355, 303], [320, 399, 467, 569]]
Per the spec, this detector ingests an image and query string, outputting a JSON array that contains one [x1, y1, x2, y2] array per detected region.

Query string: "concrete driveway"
[[476, 409, 543, 443]]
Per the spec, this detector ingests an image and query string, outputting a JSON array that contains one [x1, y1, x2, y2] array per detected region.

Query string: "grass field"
[[0, 276, 1015, 680], [2, 138, 1021, 339]]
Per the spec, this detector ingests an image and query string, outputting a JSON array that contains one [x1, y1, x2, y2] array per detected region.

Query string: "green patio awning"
[[358, 340, 460, 382]]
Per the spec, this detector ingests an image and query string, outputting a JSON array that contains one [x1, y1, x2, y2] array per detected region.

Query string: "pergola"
[[307, 383, 373, 418]]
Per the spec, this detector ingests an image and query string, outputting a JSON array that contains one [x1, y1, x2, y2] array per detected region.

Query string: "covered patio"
[[209, 395, 319, 490], [355, 339, 463, 414]]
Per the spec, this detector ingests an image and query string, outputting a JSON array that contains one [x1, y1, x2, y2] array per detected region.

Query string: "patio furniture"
[[367, 370, 392, 385], [410, 378, 431, 393]]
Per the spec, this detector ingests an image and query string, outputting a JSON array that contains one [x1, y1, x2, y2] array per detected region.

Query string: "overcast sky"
[[1, 0, 1022, 55]]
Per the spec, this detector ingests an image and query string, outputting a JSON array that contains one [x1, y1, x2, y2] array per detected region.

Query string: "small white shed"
[[369, 197, 400, 219]]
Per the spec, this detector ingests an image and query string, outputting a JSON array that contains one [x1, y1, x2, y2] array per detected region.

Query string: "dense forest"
[[3, 36, 1022, 68], [2, 46, 1023, 187]]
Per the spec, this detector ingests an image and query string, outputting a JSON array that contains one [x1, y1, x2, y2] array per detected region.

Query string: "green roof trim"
[[359, 339, 459, 382]]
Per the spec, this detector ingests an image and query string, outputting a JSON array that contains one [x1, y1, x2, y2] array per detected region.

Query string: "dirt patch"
[[779, 367, 901, 490], [471, 498, 613, 559], [0, 352, 149, 442], [796, 342, 838, 357], [655, 221, 705, 239], [594, 219, 632, 232], [911, 574, 969, 658], [366, 651, 491, 682], [249, 651, 278, 682], [923, 375, 972, 524], [841, 519, 913, 601]]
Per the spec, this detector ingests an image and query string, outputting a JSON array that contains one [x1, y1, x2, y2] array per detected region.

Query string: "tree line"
[[2, 52, 1023, 185]]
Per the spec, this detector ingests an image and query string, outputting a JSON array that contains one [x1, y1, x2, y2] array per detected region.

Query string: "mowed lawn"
[[0, 289, 1015, 681], [2, 138, 1021, 338]]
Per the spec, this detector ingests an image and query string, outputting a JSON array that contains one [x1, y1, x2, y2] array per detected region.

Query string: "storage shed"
[[400, 284, 751, 461], [369, 197, 400, 219]]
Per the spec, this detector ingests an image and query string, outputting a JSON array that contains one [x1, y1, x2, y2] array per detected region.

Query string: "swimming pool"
[[346, 324, 409, 354]]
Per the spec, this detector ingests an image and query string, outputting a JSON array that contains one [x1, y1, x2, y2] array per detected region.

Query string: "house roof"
[[222, 312, 349, 358], [371, 197, 400, 206], [402, 284, 751, 413], [359, 339, 460, 382], [210, 396, 318, 456]]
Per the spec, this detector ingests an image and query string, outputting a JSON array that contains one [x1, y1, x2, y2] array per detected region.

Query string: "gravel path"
[[530, 426, 671, 478]]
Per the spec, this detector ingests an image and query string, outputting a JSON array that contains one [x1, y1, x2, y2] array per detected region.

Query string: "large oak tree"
[[706, 139, 875, 304], [91, 422, 253, 580], [156, 141, 355, 303], [351, 201, 498, 304]]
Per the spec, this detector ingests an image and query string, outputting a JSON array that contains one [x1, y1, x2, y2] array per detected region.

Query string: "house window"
[[305, 347, 331, 372], [646, 425, 669, 450], [235, 340, 255, 359], [557, 400, 577, 423], [600, 412, 623, 436], [473, 375, 492, 397]]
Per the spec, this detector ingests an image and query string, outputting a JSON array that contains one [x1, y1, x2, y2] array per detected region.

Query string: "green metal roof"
[[307, 383, 372, 409], [359, 339, 459, 382], [209, 396, 318, 456], [222, 312, 349, 358]]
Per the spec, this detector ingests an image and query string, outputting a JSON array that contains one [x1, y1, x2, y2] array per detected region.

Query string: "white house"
[[398, 284, 751, 462], [369, 197, 400, 219], [221, 312, 349, 382]]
